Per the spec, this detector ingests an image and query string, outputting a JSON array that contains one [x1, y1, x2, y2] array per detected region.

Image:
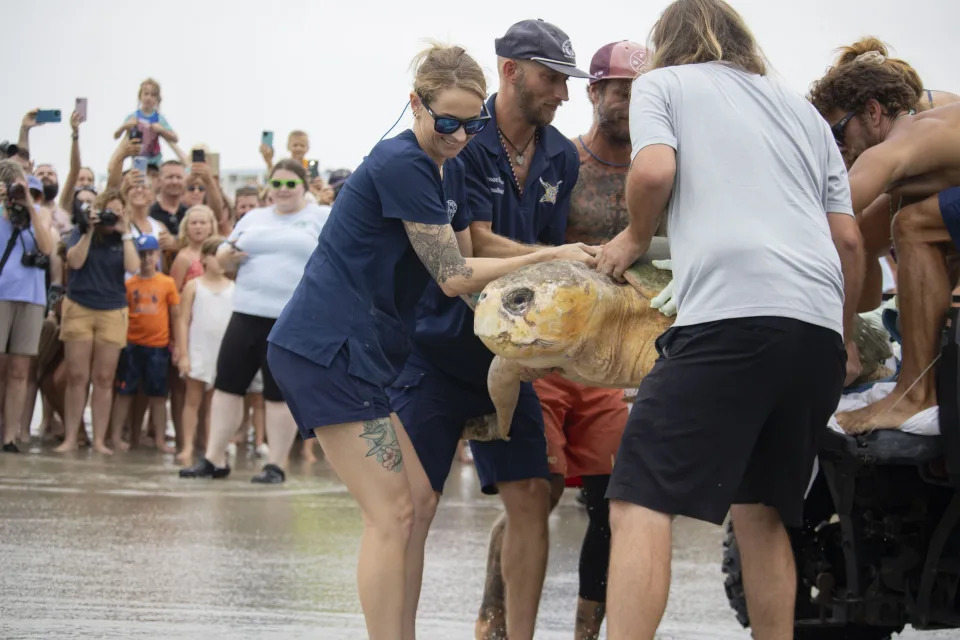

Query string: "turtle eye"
[[503, 287, 534, 315]]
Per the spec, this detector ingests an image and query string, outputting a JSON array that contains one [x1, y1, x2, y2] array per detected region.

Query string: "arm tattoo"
[[358, 417, 403, 472], [403, 221, 474, 283]]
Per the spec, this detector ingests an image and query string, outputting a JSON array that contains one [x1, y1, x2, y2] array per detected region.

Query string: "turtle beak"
[[502, 287, 534, 316]]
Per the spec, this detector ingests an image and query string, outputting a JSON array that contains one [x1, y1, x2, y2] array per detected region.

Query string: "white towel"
[[827, 382, 940, 436]]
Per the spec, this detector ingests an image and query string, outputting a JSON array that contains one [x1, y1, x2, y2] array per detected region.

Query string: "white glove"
[[649, 259, 677, 317]]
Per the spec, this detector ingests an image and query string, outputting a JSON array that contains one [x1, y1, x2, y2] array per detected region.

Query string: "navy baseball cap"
[[135, 234, 159, 251], [495, 19, 593, 79]]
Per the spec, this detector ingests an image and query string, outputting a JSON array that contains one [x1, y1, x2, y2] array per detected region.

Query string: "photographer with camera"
[[54, 188, 139, 454], [0, 159, 54, 452]]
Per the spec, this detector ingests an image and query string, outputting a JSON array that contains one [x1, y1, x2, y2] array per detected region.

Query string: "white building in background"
[[220, 167, 266, 197]]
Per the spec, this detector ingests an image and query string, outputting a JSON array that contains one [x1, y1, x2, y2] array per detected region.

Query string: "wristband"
[[71, 133, 79, 140], [121, 233, 133, 241]]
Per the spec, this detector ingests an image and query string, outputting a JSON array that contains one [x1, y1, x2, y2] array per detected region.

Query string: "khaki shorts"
[[60, 297, 128, 347], [0, 300, 45, 356]]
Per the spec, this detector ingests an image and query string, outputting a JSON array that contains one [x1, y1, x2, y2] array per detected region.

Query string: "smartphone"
[[208, 152, 220, 177], [192, 148, 206, 163], [132, 156, 148, 175], [262, 130, 274, 148], [129, 127, 143, 142], [308, 160, 319, 179], [75, 98, 87, 123], [36, 109, 62, 124]]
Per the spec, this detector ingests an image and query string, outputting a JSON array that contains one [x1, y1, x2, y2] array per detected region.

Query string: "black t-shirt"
[[149, 200, 188, 235]]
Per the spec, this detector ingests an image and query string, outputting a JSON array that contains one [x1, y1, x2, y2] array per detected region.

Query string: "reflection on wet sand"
[[0, 449, 950, 639]]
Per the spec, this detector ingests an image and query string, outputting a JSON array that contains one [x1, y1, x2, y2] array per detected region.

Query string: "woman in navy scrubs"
[[267, 45, 596, 639]]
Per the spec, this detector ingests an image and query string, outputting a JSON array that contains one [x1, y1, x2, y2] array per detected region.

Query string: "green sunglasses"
[[269, 178, 304, 189]]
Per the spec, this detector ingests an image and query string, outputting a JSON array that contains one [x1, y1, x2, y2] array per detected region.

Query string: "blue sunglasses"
[[418, 93, 491, 135]]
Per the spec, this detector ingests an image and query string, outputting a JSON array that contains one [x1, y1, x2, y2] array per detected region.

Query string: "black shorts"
[[214, 312, 284, 402], [606, 316, 845, 528]]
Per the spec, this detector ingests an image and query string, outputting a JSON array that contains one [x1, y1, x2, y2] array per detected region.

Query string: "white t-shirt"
[[630, 62, 854, 336], [227, 202, 330, 318]]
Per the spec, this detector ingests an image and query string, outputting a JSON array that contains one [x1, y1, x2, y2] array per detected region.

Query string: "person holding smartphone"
[[178, 159, 330, 482]]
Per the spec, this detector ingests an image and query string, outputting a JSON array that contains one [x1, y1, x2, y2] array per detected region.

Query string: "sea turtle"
[[471, 260, 893, 440]]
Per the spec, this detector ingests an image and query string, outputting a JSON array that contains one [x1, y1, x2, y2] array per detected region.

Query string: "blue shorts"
[[387, 353, 549, 495], [266, 342, 393, 441], [116, 344, 170, 397], [939, 187, 960, 251]]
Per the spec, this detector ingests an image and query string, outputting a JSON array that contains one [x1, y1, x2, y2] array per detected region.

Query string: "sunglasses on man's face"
[[187, 185, 206, 192], [831, 111, 857, 146], [269, 179, 303, 190], [418, 94, 491, 135]]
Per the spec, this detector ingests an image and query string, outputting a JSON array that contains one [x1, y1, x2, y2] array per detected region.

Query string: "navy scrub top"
[[268, 129, 471, 387], [410, 93, 580, 388]]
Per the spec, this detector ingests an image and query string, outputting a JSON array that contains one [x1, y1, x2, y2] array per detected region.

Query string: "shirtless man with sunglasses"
[[810, 50, 960, 433]]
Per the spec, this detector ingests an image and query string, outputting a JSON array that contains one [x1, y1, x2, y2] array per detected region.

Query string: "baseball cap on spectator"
[[28, 175, 43, 196], [589, 41, 649, 85], [495, 19, 593, 79], [135, 235, 160, 252]]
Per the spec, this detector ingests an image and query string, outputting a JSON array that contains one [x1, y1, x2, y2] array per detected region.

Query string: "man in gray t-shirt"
[[593, 1, 865, 638]]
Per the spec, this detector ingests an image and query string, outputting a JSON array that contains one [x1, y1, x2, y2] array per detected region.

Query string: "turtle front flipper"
[[486, 355, 527, 441]]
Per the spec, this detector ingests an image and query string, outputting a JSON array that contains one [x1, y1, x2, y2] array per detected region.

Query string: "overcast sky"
[[6, 0, 957, 184]]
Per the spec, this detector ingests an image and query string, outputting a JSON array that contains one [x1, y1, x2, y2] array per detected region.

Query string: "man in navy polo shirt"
[[386, 19, 592, 640]]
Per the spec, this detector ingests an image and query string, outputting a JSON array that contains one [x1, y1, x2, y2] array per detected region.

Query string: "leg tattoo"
[[359, 417, 404, 472]]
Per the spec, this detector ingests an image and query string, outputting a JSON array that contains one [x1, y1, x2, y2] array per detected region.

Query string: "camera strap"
[[0, 227, 22, 278]]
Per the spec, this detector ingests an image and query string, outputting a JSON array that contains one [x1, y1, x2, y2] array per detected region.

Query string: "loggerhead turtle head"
[[474, 260, 603, 362]]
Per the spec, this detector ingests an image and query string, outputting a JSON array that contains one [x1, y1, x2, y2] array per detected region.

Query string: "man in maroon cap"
[[475, 40, 663, 640]]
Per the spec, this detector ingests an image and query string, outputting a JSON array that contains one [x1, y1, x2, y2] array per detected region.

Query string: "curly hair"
[[808, 38, 921, 117]]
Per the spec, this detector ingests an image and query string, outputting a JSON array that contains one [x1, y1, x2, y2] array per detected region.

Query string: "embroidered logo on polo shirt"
[[446, 199, 458, 221], [538, 178, 562, 204]]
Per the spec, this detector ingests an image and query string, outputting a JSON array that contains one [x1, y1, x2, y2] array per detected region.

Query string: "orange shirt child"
[[125, 273, 180, 347]]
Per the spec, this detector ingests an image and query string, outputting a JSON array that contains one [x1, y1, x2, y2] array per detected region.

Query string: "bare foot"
[[112, 439, 130, 453], [93, 442, 114, 455], [155, 440, 176, 455], [53, 441, 78, 453], [836, 392, 936, 434], [475, 609, 507, 640], [176, 449, 194, 466]]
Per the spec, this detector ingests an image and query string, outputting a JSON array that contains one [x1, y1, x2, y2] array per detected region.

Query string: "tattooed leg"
[[359, 417, 404, 472], [309, 419, 416, 639]]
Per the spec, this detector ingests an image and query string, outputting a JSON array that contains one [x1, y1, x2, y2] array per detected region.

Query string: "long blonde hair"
[[649, 0, 767, 75], [177, 204, 219, 249]]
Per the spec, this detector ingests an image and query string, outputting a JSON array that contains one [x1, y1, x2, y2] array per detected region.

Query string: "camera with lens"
[[4, 182, 31, 230], [99, 208, 119, 227], [21, 250, 49, 269], [73, 201, 120, 235]]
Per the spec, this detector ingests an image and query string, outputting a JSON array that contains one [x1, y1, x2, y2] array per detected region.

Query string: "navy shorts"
[[266, 342, 393, 441], [387, 353, 550, 495], [939, 187, 960, 251], [116, 344, 170, 397]]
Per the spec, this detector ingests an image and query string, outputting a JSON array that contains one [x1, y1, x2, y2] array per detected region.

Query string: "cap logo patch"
[[561, 39, 575, 59], [630, 50, 646, 72]]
